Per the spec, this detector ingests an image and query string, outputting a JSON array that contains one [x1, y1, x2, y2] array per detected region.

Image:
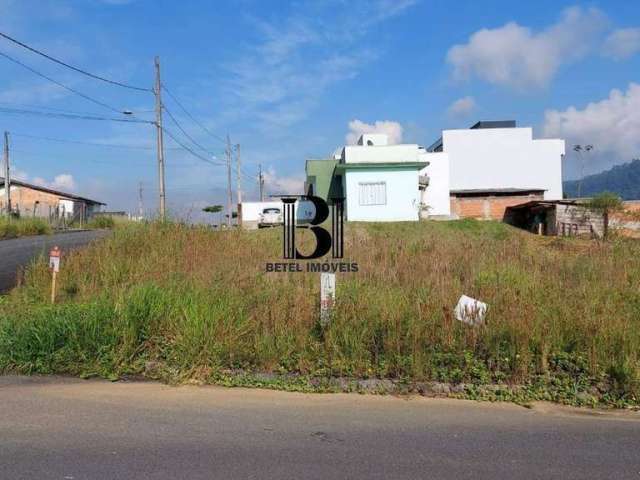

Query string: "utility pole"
[[258, 163, 264, 202], [226, 134, 233, 227], [235, 144, 242, 205], [138, 181, 144, 219], [154, 56, 166, 219], [235, 143, 242, 227], [3, 131, 10, 216]]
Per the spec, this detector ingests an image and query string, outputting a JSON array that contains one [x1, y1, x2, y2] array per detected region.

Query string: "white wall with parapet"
[[442, 127, 565, 200]]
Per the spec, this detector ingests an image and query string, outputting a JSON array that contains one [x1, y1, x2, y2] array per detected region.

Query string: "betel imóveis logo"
[[265, 195, 357, 273]]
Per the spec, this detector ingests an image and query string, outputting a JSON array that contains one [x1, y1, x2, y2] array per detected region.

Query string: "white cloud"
[[223, 0, 416, 132], [22, 173, 77, 192], [543, 83, 640, 175], [602, 28, 640, 60], [447, 96, 476, 117], [345, 119, 404, 145], [446, 7, 607, 90], [263, 168, 305, 195]]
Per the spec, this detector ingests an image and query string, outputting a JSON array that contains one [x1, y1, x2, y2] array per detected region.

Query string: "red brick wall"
[[451, 193, 545, 220]]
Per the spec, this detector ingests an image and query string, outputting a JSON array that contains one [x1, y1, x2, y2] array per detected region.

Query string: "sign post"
[[49, 246, 61, 304], [320, 272, 336, 326]]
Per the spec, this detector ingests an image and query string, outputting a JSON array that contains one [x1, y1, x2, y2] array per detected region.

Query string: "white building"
[[429, 121, 564, 201], [305, 121, 565, 223], [336, 133, 432, 222]]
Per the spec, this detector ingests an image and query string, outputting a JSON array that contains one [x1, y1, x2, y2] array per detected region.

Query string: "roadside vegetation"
[[0, 220, 639, 408], [0, 216, 51, 239], [0, 214, 120, 240]]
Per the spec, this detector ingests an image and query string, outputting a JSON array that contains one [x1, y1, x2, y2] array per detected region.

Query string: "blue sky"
[[0, 0, 639, 216]]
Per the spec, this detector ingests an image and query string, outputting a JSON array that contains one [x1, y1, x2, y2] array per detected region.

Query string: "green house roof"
[[335, 161, 428, 172]]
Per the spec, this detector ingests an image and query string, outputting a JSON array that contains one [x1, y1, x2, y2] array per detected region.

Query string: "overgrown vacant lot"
[[1, 220, 639, 407]]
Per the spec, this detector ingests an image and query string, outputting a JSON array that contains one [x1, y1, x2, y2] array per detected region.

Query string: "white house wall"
[[344, 169, 420, 222], [443, 127, 565, 200], [420, 152, 450, 217], [343, 144, 421, 164]]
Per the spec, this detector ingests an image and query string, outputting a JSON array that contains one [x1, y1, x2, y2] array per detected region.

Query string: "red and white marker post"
[[49, 246, 61, 304]]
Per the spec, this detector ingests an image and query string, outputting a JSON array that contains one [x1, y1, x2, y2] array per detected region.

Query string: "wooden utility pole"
[[138, 181, 144, 219], [235, 144, 242, 205], [235, 143, 242, 227], [226, 134, 233, 226], [154, 56, 166, 219], [3, 131, 10, 216], [258, 163, 264, 202]]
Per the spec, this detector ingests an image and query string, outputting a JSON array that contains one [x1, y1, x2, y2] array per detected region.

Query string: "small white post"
[[49, 246, 61, 304], [320, 273, 336, 326]]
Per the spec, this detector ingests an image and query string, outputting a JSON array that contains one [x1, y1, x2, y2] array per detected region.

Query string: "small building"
[[505, 200, 604, 237], [428, 120, 565, 201], [0, 177, 104, 221], [306, 134, 436, 222], [450, 188, 546, 220], [306, 135, 427, 221]]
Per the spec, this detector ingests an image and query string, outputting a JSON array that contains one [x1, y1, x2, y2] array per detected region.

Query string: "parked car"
[[258, 207, 283, 228]]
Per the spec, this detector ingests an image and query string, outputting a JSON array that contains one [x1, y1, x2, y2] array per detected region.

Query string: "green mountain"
[[563, 159, 640, 200]]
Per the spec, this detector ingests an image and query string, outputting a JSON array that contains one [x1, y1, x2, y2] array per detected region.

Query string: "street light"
[[573, 144, 594, 198]]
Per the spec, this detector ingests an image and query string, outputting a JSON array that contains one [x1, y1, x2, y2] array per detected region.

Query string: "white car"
[[258, 207, 283, 228]]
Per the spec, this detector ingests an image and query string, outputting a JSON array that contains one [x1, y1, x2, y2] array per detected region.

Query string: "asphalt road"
[[1, 376, 638, 480], [0, 230, 110, 292]]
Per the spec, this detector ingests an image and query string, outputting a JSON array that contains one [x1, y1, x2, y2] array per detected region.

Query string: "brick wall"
[[450, 193, 545, 220], [0, 186, 64, 217]]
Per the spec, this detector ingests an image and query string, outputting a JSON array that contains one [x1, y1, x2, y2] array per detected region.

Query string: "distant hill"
[[563, 159, 640, 199]]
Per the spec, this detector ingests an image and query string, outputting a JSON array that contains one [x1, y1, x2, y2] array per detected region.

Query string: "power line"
[[162, 105, 217, 156], [0, 102, 116, 118], [0, 31, 151, 92], [0, 106, 153, 124], [0, 50, 131, 115], [161, 84, 226, 145], [161, 126, 226, 167], [11, 132, 181, 150]]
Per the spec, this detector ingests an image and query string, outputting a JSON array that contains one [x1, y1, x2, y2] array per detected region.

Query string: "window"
[[358, 182, 386, 206]]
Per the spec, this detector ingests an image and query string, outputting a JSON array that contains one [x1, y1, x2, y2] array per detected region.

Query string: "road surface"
[[0, 230, 110, 292], [1, 376, 638, 479]]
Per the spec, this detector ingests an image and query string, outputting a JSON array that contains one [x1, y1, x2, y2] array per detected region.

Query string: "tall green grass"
[[0, 220, 638, 405], [0, 216, 51, 239]]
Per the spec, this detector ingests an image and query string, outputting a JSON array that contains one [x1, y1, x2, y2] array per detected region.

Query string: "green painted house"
[[305, 159, 343, 203]]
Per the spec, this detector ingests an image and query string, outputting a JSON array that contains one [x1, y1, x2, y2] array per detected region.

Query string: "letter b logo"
[[281, 196, 344, 260]]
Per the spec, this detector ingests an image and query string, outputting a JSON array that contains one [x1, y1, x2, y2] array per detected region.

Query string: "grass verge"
[[0, 220, 638, 408], [0, 216, 51, 239]]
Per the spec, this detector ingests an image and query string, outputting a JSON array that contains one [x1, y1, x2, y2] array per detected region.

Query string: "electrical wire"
[[0, 50, 131, 115], [0, 106, 153, 123], [161, 126, 226, 167], [162, 105, 217, 156], [161, 83, 226, 145], [0, 31, 151, 92], [11, 132, 181, 150]]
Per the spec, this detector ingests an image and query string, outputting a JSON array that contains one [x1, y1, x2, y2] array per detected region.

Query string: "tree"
[[202, 205, 223, 226], [585, 192, 623, 240], [202, 205, 223, 214]]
